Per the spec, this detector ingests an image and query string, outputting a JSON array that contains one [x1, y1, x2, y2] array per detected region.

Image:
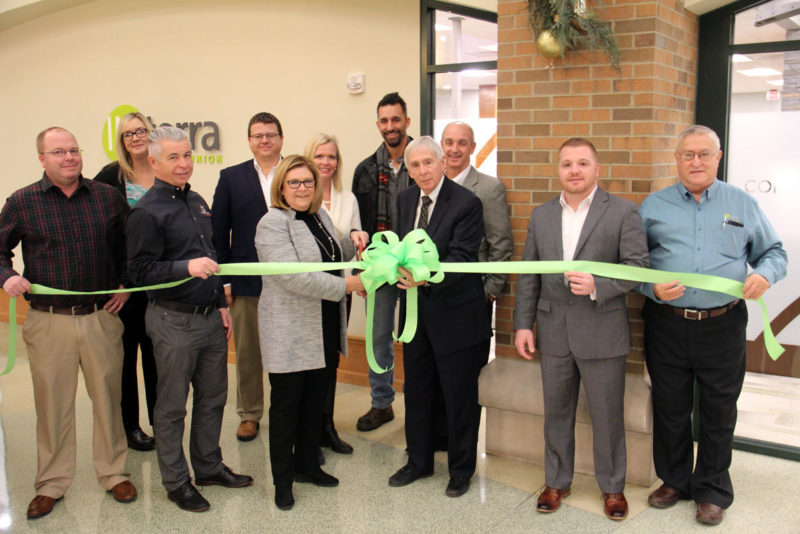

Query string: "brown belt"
[[30, 302, 100, 317], [658, 299, 740, 321]]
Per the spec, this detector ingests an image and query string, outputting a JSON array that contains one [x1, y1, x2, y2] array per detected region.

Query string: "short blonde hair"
[[304, 133, 343, 192], [270, 155, 323, 214]]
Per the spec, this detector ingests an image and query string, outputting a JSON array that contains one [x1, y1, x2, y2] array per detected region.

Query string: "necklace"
[[312, 214, 337, 261]]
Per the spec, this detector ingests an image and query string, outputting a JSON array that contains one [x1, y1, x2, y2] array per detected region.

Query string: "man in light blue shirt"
[[638, 125, 787, 526]]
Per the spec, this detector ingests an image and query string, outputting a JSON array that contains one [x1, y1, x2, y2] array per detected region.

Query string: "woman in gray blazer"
[[255, 155, 366, 511]]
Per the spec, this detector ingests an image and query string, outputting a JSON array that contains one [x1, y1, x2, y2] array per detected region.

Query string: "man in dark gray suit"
[[513, 138, 649, 521]]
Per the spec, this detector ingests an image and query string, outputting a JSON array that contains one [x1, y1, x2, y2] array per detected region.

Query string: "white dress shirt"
[[560, 186, 598, 300], [450, 165, 470, 186], [254, 158, 280, 208], [414, 176, 445, 228]]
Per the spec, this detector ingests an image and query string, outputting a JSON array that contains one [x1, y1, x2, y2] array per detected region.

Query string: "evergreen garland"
[[527, 0, 621, 72]]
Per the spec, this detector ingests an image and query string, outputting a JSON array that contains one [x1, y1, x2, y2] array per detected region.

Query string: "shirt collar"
[[37, 172, 89, 194], [677, 178, 719, 202], [559, 186, 597, 211], [451, 165, 471, 185], [420, 175, 445, 203], [153, 177, 191, 196]]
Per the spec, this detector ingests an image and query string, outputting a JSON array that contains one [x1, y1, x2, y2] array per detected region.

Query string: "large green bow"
[[358, 230, 444, 373]]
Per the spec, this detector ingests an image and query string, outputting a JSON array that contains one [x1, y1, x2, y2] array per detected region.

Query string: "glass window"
[[435, 10, 498, 64], [734, 2, 800, 44]]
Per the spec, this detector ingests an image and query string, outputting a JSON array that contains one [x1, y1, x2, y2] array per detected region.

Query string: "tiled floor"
[[1, 324, 800, 533]]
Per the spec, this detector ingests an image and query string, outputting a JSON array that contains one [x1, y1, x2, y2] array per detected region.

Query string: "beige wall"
[[0, 0, 421, 204]]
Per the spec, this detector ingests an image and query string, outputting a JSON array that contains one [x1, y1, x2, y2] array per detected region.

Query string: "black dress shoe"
[[294, 468, 339, 487], [275, 485, 294, 511], [167, 480, 210, 512], [388, 465, 434, 487], [445, 477, 470, 497], [127, 428, 155, 451], [195, 465, 253, 488], [321, 427, 354, 454]]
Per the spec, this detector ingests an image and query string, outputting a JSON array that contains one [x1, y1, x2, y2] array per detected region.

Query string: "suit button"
[[568, 299, 573, 304]]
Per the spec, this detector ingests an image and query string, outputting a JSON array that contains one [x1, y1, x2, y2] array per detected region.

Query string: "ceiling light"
[[738, 67, 783, 77], [767, 79, 785, 86], [460, 69, 496, 78], [435, 23, 451, 31], [732, 54, 752, 63], [479, 44, 498, 52]]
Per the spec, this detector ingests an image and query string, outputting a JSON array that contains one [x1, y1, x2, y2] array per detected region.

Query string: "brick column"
[[495, 0, 699, 374]]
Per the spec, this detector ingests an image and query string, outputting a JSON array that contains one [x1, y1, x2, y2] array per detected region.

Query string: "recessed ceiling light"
[[732, 54, 752, 63], [479, 44, 498, 52], [738, 67, 783, 77], [435, 23, 451, 31], [460, 69, 496, 78], [442, 85, 452, 90], [767, 79, 784, 86]]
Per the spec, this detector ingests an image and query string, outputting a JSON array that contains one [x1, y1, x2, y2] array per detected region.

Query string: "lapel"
[[573, 188, 609, 259], [245, 159, 268, 213], [424, 177, 451, 238], [463, 166, 479, 194], [399, 185, 419, 237], [545, 197, 564, 260]]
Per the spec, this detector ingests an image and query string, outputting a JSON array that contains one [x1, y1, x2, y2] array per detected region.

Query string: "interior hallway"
[[0, 323, 799, 533]]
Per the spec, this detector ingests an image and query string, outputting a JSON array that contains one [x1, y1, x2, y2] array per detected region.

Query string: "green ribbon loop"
[[357, 230, 445, 373], [2, 232, 784, 377]]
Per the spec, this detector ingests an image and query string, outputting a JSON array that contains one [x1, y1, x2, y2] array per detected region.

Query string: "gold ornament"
[[537, 30, 563, 59]]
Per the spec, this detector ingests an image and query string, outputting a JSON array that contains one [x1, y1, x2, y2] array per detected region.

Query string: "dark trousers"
[[119, 292, 157, 432], [403, 320, 488, 479], [268, 367, 327, 488], [145, 303, 228, 491], [643, 299, 747, 508]]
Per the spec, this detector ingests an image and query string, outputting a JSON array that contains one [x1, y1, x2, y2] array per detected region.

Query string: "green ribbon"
[[2, 231, 784, 376], [357, 230, 445, 372]]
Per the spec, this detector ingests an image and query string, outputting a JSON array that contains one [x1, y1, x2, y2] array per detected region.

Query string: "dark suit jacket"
[[513, 188, 649, 359], [396, 177, 492, 354], [211, 159, 268, 297]]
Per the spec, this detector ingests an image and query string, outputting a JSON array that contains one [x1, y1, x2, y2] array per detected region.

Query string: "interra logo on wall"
[[102, 104, 224, 164]]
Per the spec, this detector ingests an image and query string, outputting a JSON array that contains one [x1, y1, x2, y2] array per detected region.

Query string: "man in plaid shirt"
[[0, 127, 137, 519]]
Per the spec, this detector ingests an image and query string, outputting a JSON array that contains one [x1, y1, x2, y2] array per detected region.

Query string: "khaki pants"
[[231, 296, 264, 422], [23, 308, 129, 498]]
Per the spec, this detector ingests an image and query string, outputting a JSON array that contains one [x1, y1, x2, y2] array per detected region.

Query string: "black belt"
[[153, 300, 217, 316], [30, 303, 100, 317], [659, 299, 739, 321]]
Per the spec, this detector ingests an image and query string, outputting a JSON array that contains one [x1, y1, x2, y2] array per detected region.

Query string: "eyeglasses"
[[41, 149, 83, 158], [677, 150, 717, 162], [121, 128, 148, 140], [250, 133, 281, 141], [285, 179, 315, 189]]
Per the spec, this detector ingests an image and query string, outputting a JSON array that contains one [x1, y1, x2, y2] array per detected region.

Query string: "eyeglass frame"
[[40, 148, 83, 158], [249, 133, 281, 141], [676, 150, 718, 162], [120, 128, 149, 141], [285, 179, 315, 189]]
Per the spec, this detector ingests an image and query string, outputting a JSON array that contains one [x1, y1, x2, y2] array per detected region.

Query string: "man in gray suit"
[[513, 138, 649, 521], [441, 121, 513, 307]]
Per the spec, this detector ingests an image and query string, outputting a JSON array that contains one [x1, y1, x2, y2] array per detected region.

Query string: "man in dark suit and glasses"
[[387, 136, 491, 498]]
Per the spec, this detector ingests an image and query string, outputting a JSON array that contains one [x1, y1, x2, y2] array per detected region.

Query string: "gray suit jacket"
[[513, 188, 649, 359], [255, 208, 354, 373], [458, 166, 513, 298]]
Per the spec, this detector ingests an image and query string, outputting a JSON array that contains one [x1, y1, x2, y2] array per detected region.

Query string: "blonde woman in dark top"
[[93, 111, 157, 451]]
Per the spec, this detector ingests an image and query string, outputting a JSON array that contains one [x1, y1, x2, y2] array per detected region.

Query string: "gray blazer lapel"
[[546, 198, 564, 260], [463, 167, 480, 193], [573, 189, 610, 259]]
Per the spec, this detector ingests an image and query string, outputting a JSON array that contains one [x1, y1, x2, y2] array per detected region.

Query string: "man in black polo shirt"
[[126, 127, 252, 513]]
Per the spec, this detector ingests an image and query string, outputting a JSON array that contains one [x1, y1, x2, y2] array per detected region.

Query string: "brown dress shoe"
[[648, 484, 682, 508], [109, 480, 138, 503], [27, 495, 60, 519], [236, 420, 259, 442], [603, 492, 628, 520], [536, 486, 570, 513], [696, 502, 724, 525], [356, 406, 394, 431]]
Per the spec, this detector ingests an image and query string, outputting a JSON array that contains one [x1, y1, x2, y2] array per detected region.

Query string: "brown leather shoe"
[[109, 480, 138, 503], [648, 484, 682, 508], [236, 420, 259, 442], [603, 492, 628, 520], [356, 406, 394, 431], [696, 502, 724, 525], [27, 495, 61, 519], [536, 486, 570, 513]]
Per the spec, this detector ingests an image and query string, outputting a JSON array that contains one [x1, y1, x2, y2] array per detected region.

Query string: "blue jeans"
[[368, 283, 398, 408]]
